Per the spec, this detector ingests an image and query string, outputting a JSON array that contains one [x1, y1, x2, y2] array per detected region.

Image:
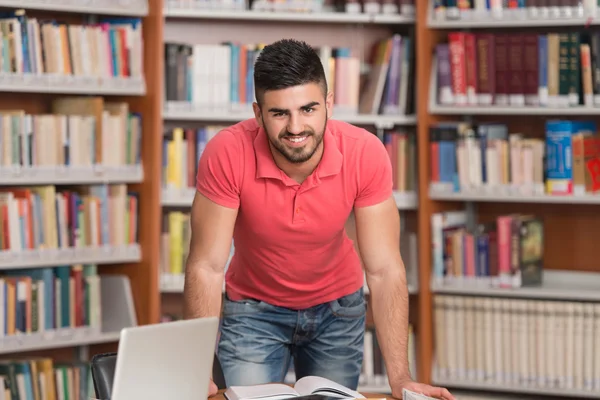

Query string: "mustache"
[[279, 131, 314, 139]]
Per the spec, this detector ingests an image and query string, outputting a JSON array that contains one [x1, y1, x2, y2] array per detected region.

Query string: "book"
[[402, 389, 437, 400], [223, 376, 365, 400]]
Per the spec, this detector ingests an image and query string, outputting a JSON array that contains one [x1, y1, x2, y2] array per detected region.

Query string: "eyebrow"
[[268, 101, 320, 114]]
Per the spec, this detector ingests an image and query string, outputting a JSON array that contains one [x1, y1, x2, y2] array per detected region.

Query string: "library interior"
[[0, 0, 599, 399]]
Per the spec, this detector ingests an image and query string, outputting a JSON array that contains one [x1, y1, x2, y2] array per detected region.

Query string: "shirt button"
[[296, 208, 300, 213]]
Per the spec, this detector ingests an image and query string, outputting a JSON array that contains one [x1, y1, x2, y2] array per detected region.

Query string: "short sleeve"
[[354, 133, 393, 208], [196, 129, 242, 209]]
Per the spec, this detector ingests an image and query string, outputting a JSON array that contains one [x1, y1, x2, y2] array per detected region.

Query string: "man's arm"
[[354, 196, 410, 383], [355, 197, 454, 400], [183, 191, 238, 319]]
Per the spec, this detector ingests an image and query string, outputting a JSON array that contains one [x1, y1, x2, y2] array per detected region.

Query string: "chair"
[[90, 352, 226, 399], [90, 352, 118, 400]]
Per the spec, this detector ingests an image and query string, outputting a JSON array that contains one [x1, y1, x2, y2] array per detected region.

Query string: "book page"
[[402, 389, 437, 400], [293, 376, 365, 399], [224, 384, 299, 400]]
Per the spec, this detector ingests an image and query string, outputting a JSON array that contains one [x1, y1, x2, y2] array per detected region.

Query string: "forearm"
[[183, 262, 224, 319], [367, 262, 411, 385]]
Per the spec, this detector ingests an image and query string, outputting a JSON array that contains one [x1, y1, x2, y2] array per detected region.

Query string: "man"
[[183, 38, 454, 400]]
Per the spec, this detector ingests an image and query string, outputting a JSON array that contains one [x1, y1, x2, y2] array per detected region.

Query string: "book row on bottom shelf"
[[0, 97, 142, 171], [429, 119, 600, 198], [435, 29, 600, 110], [162, 126, 416, 199], [434, 294, 600, 394], [0, 357, 93, 400], [164, 32, 415, 117], [0, 184, 139, 253]]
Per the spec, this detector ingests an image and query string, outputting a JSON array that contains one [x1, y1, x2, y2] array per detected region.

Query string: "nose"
[[286, 113, 304, 135]]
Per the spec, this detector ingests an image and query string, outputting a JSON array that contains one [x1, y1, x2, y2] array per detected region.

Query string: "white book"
[[565, 302, 575, 389], [402, 389, 437, 400], [527, 301, 537, 387], [594, 304, 600, 391], [583, 303, 595, 390], [224, 376, 365, 400], [545, 301, 555, 388], [574, 303, 585, 390]]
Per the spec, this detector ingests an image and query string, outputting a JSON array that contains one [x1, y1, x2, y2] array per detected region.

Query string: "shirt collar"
[[254, 121, 343, 181]]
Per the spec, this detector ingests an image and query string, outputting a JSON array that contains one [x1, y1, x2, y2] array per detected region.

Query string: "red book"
[[464, 33, 478, 105], [448, 32, 467, 105]]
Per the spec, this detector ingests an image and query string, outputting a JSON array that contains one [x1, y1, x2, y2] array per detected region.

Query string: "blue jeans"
[[217, 288, 366, 389]]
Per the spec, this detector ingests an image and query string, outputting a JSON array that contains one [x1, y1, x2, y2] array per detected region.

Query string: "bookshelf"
[[421, 1, 600, 399], [0, 0, 161, 395]]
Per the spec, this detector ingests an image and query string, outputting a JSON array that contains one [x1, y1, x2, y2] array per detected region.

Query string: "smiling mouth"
[[284, 135, 309, 145]]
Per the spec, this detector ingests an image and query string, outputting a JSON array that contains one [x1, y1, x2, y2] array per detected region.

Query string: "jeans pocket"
[[222, 296, 270, 316], [328, 288, 366, 319]]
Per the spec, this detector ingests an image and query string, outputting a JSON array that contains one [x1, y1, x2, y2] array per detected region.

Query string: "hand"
[[208, 378, 218, 397], [391, 379, 455, 400]]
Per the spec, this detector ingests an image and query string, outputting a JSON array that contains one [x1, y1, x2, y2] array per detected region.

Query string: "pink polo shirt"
[[196, 118, 393, 309]]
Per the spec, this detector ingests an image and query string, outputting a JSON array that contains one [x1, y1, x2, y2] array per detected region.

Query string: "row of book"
[[166, 0, 415, 15], [160, 210, 235, 278], [0, 357, 93, 400], [429, 120, 600, 196], [384, 131, 416, 193], [162, 126, 224, 192], [0, 265, 100, 337], [0, 11, 143, 79], [0, 184, 138, 252], [436, 31, 600, 109], [164, 33, 415, 116], [432, 0, 599, 20], [434, 295, 600, 393], [431, 211, 544, 289], [0, 98, 142, 169]]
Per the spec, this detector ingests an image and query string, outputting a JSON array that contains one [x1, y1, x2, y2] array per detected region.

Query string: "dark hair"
[[254, 39, 327, 106]]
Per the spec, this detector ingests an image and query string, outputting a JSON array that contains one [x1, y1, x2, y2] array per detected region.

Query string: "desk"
[[210, 390, 395, 400]]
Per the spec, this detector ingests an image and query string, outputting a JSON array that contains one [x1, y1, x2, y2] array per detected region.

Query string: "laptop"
[[111, 316, 220, 400]]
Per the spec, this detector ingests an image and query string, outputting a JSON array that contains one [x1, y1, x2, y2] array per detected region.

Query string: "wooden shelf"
[[0, 329, 120, 355], [163, 104, 416, 128], [0, 74, 145, 95], [162, 188, 418, 210], [432, 377, 599, 399], [0, 165, 143, 186], [428, 9, 600, 29], [428, 185, 600, 204], [0, 0, 149, 16], [163, 8, 415, 24], [161, 273, 418, 296], [0, 244, 141, 269], [431, 270, 600, 302]]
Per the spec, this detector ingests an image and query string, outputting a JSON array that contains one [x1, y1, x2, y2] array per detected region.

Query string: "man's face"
[[253, 82, 333, 164]]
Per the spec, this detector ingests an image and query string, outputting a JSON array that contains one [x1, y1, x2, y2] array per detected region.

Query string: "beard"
[[263, 115, 327, 164]]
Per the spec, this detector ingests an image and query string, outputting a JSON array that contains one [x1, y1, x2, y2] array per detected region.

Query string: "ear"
[[252, 102, 263, 127], [325, 91, 334, 119]]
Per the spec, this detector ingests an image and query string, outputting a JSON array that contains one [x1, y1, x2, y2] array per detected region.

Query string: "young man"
[[183, 39, 454, 400]]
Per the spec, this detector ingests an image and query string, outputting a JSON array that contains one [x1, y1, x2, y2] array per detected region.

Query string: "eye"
[[273, 112, 285, 117], [303, 108, 314, 113]]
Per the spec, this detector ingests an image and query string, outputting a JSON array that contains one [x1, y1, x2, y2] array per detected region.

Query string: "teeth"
[[288, 136, 307, 143]]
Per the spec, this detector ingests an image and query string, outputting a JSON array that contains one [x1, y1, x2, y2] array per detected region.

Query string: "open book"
[[402, 389, 438, 400], [223, 376, 366, 400]]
